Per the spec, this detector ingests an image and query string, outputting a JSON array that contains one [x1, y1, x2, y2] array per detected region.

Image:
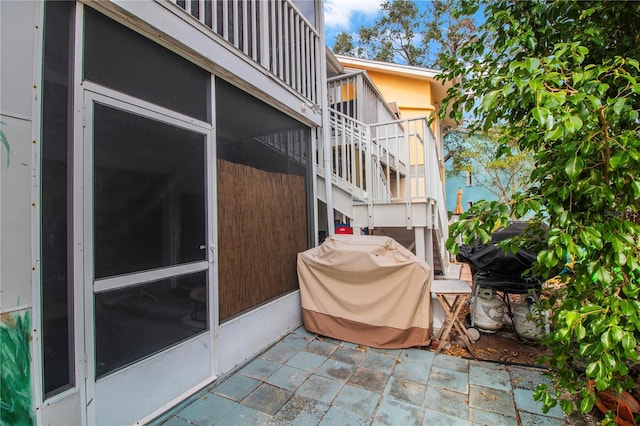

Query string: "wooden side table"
[[431, 279, 475, 356]]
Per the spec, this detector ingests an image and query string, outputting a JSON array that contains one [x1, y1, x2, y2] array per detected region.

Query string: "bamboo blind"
[[217, 160, 308, 321]]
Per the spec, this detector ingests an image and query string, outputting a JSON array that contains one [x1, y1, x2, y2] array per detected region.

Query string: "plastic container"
[[335, 224, 353, 234], [513, 297, 549, 341], [471, 287, 504, 332]]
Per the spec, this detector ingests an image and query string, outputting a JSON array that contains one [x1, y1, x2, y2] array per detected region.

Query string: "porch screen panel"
[[83, 7, 210, 124], [216, 78, 311, 321], [92, 104, 209, 377], [93, 105, 206, 278], [41, 0, 76, 397]]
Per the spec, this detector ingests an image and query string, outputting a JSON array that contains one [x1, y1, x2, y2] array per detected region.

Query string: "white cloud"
[[324, 0, 383, 29]]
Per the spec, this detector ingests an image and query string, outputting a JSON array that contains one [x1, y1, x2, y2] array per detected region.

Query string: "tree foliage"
[[426, 0, 476, 67], [332, 0, 475, 68], [439, 0, 640, 416], [445, 130, 533, 204], [358, 0, 426, 66], [332, 32, 357, 57]]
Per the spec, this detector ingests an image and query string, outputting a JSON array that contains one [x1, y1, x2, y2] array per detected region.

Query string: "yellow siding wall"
[[364, 70, 435, 118]]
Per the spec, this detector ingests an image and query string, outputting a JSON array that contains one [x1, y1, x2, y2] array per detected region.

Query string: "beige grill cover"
[[297, 234, 432, 348]]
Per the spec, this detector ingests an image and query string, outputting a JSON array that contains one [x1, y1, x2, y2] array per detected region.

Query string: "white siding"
[[0, 0, 38, 310]]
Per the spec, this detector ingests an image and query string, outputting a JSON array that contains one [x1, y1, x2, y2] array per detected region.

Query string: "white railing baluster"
[[355, 74, 363, 121], [341, 115, 348, 181], [250, 0, 257, 61], [276, 1, 284, 79], [167, 0, 319, 104], [295, 16, 302, 93], [302, 25, 309, 98], [334, 117, 340, 179], [386, 126, 398, 198], [198, 0, 205, 24], [307, 28, 313, 100], [350, 121, 356, 186], [221, 0, 229, 39], [269, 1, 277, 73], [232, 0, 240, 48], [259, 1, 270, 68], [241, 0, 249, 53], [311, 37, 318, 105], [282, 5, 289, 85], [211, 0, 218, 32]]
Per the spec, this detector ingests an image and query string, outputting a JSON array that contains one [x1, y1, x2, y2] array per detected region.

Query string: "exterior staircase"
[[318, 71, 450, 276]]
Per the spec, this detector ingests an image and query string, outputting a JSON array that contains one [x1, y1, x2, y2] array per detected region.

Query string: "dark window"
[[83, 7, 211, 123]]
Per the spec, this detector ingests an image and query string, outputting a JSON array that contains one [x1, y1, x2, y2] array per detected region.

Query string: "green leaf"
[[586, 360, 601, 378], [525, 57, 541, 74], [611, 326, 624, 343], [481, 90, 500, 112], [565, 156, 584, 179], [587, 95, 602, 109], [602, 353, 617, 370], [609, 151, 626, 169], [560, 399, 574, 415], [580, 395, 596, 413], [576, 323, 587, 340], [601, 330, 612, 349], [620, 300, 634, 316], [557, 327, 570, 340], [565, 311, 579, 328], [545, 126, 563, 141], [477, 228, 491, 243], [622, 334, 636, 352], [613, 98, 626, 115], [579, 304, 602, 314], [569, 116, 583, 132], [614, 251, 627, 266], [532, 107, 549, 125], [572, 71, 584, 86]]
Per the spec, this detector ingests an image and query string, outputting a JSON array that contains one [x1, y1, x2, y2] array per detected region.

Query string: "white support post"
[[364, 124, 373, 200], [415, 227, 426, 262], [415, 227, 434, 282], [425, 227, 435, 282], [317, 0, 334, 235]]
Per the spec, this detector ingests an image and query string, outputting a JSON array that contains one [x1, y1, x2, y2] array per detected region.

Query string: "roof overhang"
[[334, 55, 458, 126], [334, 55, 441, 80]]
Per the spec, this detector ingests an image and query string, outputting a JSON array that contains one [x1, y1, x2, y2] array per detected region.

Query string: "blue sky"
[[323, 0, 385, 48], [323, 0, 438, 51], [323, 1, 486, 58]]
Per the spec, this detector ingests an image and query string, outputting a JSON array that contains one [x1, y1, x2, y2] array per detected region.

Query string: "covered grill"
[[456, 222, 545, 326], [297, 235, 432, 349]]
